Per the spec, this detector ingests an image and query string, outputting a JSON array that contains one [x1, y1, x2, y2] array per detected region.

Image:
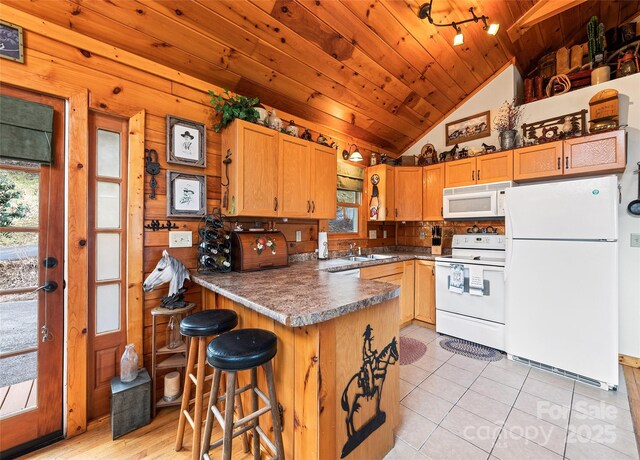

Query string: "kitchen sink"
[[341, 256, 370, 262], [366, 254, 395, 260]]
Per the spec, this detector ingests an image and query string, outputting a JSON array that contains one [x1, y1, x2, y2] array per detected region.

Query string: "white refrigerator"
[[505, 175, 618, 388]]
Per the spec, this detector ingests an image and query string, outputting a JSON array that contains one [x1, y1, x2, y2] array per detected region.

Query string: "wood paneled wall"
[[0, 6, 384, 429]]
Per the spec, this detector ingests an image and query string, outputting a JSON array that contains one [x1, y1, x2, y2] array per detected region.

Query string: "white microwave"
[[443, 181, 514, 219]]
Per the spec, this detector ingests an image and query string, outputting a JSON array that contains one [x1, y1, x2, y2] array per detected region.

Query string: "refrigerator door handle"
[[504, 238, 513, 282]]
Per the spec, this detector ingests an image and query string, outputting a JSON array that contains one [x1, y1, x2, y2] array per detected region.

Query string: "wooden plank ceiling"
[[6, 0, 639, 154]]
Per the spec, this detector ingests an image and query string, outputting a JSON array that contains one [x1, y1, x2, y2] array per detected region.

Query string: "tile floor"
[[385, 324, 639, 460]]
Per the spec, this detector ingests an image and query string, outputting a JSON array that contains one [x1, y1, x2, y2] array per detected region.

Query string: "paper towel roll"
[[317, 232, 328, 259], [164, 371, 181, 401]]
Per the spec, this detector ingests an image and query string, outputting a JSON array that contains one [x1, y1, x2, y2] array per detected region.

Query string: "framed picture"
[[166, 115, 206, 167], [445, 111, 490, 146], [0, 20, 24, 63], [167, 170, 206, 217]]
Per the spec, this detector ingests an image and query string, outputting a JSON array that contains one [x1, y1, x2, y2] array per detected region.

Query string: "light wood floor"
[[623, 365, 640, 449], [21, 407, 253, 459]]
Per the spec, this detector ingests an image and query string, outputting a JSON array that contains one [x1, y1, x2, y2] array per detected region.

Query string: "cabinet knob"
[[565, 157, 569, 169], [472, 170, 475, 181], [307, 200, 311, 213], [312, 201, 315, 213], [274, 197, 278, 212], [557, 157, 561, 170], [477, 170, 480, 181]]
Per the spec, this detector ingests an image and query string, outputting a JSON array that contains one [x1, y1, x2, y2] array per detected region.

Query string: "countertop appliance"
[[443, 181, 513, 220], [435, 234, 506, 350], [505, 175, 618, 389]]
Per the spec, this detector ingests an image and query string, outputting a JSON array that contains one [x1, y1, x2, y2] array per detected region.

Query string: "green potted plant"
[[208, 89, 260, 132]]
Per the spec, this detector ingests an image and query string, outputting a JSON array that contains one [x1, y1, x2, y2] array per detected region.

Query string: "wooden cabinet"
[[360, 261, 415, 326], [445, 152, 513, 188], [400, 261, 415, 324], [366, 164, 395, 221], [422, 163, 444, 221], [414, 260, 436, 325], [444, 157, 476, 188], [394, 167, 422, 220], [222, 119, 337, 218], [513, 142, 563, 181], [563, 130, 625, 177], [279, 135, 311, 218], [476, 150, 513, 184], [310, 143, 337, 219], [222, 120, 279, 216], [514, 131, 626, 182]]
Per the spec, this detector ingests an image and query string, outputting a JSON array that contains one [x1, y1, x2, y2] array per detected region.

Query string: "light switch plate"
[[369, 230, 377, 239], [169, 231, 192, 248], [419, 231, 426, 240], [631, 233, 640, 248]]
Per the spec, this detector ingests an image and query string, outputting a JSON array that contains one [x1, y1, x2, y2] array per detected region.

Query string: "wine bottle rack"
[[197, 207, 232, 274]]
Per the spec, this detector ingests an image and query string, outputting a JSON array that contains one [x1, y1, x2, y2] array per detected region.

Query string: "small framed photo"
[[167, 171, 206, 217], [0, 20, 24, 63], [445, 111, 490, 146], [166, 115, 206, 167]]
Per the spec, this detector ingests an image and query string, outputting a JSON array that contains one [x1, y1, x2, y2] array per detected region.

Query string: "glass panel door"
[[0, 83, 65, 454]]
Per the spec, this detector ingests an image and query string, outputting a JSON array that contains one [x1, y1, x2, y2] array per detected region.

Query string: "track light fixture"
[[417, 1, 499, 46]]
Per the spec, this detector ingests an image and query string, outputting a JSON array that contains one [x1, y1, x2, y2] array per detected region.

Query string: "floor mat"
[[439, 336, 503, 362], [399, 337, 427, 365]]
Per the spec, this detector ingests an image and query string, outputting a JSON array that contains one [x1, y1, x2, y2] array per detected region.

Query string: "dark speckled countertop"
[[191, 252, 438, 327]]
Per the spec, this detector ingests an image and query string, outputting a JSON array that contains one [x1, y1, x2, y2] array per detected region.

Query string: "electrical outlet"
[[169, 231, 192, 248], [631, 233, 640, 248], [295, 230, 302, 242], [369, 230, 377, 239]]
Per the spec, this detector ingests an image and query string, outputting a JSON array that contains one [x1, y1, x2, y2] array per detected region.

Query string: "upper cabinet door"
[[224, 120, 279, 217], [310, 144, 337, 219], [513, 141, 563, 182], [278, 135, 312, 218], [444, 158, 476, 188], [476, 150, 513, 184], [422, 163, 444, 221], [394, 167, 422, 221], [563, 130, 625, 177]]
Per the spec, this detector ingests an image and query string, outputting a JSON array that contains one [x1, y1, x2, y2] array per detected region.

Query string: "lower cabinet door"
[[414, 261, 436, 324]]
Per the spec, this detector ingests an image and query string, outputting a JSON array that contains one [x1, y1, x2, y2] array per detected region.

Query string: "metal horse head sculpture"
[[143, 251, 190, 308]]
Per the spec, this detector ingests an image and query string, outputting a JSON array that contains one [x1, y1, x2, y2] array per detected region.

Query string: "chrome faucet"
[[348, 242, 356, 256]]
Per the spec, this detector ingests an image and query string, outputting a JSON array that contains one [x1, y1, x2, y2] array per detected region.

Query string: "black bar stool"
[[201, 328, 285, 460], [175, 309, 244, 460]]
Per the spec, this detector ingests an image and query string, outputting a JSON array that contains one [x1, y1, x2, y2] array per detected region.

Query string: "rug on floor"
[[439, 336, 504, 362], [399, 337, 427, 365]]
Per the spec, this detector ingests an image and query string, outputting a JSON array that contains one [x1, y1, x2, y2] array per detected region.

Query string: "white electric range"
[[435, 234, 506, 350]]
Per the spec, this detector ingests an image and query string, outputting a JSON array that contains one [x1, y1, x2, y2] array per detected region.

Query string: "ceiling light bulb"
[[453, 31, 464, 46], [486, 23, 499, 35]]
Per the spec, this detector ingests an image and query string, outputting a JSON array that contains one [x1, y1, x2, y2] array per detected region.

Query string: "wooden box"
[[231, 231, 289, 272]]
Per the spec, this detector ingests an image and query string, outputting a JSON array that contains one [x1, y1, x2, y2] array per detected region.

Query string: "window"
[[329, 190, 360, 233]]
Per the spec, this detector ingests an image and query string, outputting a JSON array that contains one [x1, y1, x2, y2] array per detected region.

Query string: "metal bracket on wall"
[[144, 220, 178, 231]]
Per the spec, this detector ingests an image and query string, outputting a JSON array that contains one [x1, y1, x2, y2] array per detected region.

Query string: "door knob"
[[33, 281, 58, 293]]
